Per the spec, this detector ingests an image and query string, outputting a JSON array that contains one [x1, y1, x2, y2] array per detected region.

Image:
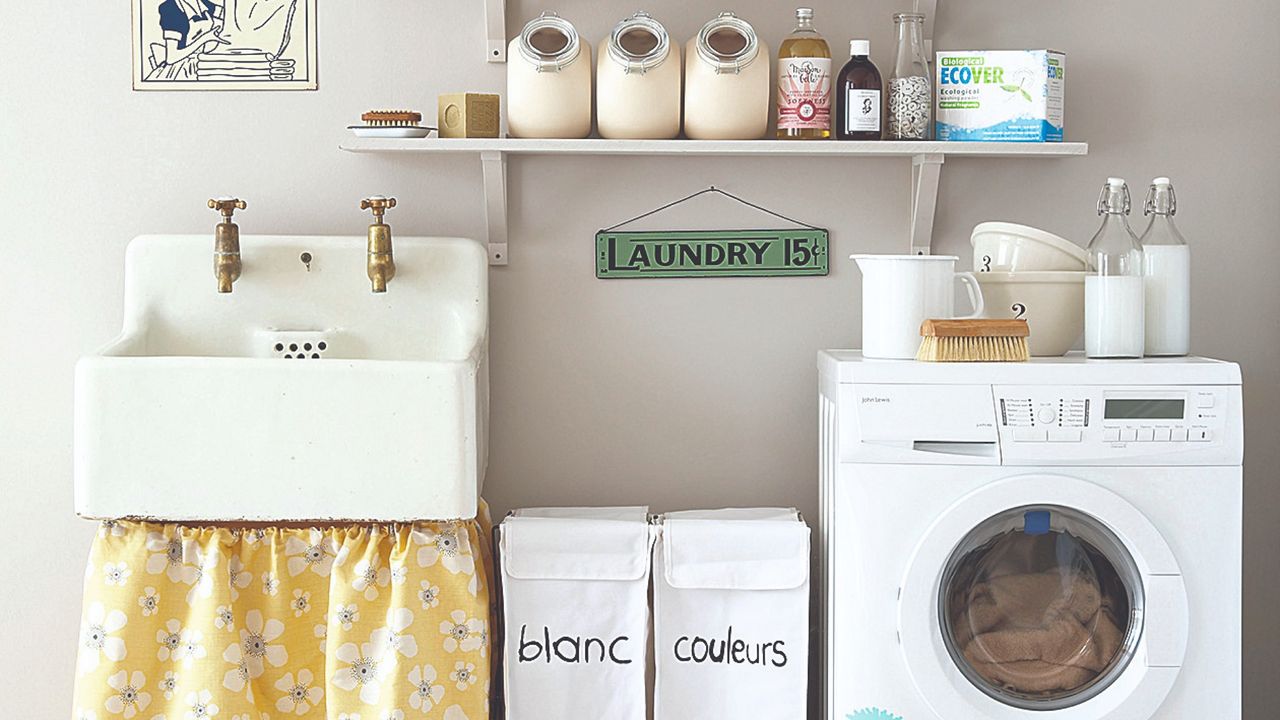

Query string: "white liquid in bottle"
[[1085, 177, 1145, 358], [1086, 275, 1145, 358], [1143, 245, 1191, 355], [1139, 178, 1191, 356]]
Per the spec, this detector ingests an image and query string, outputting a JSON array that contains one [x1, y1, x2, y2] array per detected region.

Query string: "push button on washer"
[[1120, 428, 1138, 443], [1171, 428, 1189, 442], [1154, 427, 1172, 442]]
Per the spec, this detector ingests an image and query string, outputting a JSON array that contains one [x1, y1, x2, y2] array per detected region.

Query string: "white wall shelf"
[[338, 138, 1089, 264], [340, 137, 1086, 158]]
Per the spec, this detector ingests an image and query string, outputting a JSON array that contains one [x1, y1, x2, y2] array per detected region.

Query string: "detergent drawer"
[[838, 383, 1000, 465]]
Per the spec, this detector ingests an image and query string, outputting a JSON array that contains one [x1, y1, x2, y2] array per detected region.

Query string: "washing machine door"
[[898, 474, 1189, 720]]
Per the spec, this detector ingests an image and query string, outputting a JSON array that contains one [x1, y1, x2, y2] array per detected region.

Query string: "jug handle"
[[956, 272, 985, 319]]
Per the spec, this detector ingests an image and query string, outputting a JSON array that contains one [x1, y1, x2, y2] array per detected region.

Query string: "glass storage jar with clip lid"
[[597, 11, 681, 139], [507, 12, 592, 139], [684, 12, 770, 140], [1085, 178, 1146, 358], [887, 12, 931, 140]]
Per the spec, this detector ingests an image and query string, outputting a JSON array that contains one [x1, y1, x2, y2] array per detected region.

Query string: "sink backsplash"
[[109, 235, 487, 362]]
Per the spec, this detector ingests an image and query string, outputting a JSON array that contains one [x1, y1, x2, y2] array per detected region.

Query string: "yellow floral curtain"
[[73, 507, 493, 720]]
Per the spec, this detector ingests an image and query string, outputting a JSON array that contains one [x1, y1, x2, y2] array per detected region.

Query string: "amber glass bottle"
[[835, 40, 883, 140], [776, 7, 831, 139]]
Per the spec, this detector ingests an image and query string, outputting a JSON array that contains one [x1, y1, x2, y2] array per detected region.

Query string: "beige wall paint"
[[1, 0, 1277, 716]]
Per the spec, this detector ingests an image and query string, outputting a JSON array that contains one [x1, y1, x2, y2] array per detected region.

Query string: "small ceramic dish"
[[347, 125, 436, 139]]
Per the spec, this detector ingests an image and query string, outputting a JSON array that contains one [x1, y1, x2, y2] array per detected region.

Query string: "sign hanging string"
[[600, 186, 823, 233]]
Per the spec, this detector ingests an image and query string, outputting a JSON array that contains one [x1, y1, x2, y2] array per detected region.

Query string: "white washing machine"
[[818, 352, 1242, 720]]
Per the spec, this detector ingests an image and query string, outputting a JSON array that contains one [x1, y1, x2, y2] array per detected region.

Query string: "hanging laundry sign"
[[595, 188, 829, 279], [597, 229, 828, 278]]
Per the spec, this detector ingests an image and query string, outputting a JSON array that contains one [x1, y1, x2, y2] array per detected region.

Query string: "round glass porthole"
[[938, 505, 1145, 710]]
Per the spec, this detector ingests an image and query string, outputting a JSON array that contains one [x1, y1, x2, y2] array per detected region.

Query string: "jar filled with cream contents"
[[683, 12, 771, 140], [507, 12, 593, 138], [597, 12, 681, 139]]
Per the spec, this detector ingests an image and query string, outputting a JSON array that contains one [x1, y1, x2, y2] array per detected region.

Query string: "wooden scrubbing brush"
[[360, 110, 423, 127], [916, 319, 1030, 362]]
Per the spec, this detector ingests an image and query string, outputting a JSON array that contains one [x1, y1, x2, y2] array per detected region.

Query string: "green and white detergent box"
[[935, 50, 1065, 142]]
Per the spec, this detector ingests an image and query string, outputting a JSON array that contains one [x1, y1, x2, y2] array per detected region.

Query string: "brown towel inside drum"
[[949, 533, 1125, 696]]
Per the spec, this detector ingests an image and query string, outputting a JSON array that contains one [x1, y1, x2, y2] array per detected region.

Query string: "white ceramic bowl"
[[971, 222, 1088, 273], [975, 271, 1085, 356]]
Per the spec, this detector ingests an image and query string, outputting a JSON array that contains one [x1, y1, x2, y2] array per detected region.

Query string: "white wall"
[[2, 0, 1277, 716]]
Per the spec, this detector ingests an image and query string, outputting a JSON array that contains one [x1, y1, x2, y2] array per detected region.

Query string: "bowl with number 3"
[[971, 222, 1088, 273]]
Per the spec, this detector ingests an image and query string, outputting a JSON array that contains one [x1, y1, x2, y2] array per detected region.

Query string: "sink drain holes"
[[257, 330, 333, 360], [270, 335, 330, 360]]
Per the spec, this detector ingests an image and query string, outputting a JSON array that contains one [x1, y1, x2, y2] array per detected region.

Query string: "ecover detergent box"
[[936, 50, 1065, 142]]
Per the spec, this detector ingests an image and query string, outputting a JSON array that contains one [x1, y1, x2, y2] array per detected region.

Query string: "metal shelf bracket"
[[485, 0, 506, 62], [481, 151, 508, 265], [910, 153, 944, 256]]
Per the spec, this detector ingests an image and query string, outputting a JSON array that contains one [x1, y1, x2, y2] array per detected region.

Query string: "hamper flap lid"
[[662, 508, 810, 590], [502, 506, 653, 581]]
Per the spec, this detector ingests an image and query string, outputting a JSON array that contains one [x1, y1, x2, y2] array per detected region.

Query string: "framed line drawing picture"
[[132, 0, 317, 90]]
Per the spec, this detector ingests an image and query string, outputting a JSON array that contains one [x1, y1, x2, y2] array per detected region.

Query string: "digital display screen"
[[1104, 399, 1185, 420]]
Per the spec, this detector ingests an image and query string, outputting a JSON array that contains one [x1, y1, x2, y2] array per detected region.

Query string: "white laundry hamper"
[[653, 508, 811, 720], [498, 506, 655, 720]]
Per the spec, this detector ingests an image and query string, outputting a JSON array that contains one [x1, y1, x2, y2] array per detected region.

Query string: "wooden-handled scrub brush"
[[916, 319, 1031, 362], [360, 110, 423, 127]]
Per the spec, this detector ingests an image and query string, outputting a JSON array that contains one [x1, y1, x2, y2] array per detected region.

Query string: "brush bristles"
[[916, 335, 1031, 362], [361, 110, 422, 127], [364, 118, 421, 127]]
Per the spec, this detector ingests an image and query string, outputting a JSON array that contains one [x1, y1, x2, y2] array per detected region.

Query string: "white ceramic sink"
[[75, 235, 488, 522]]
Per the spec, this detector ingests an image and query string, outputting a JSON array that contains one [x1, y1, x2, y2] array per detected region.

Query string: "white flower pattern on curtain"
[[73, 506, 493, 719]]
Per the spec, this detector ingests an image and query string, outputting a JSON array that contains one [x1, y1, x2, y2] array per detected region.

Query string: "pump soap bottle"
[[1140, 178, 1191, 356], [776, 7, 831, 139], [836, 40, 883, 140], [1085, 178, 1145, 358]]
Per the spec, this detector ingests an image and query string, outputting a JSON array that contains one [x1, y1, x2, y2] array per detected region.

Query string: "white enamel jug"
[[851, 254, 984, 359]]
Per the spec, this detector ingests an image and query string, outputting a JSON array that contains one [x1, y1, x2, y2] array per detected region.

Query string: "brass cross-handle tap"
[[360, 196, 397, 293], [208, 197, 247, 219], [360, 196, 396, 220], [208, 197, 246, 293]]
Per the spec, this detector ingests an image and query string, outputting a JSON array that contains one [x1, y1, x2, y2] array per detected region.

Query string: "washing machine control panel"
[[994, 384, 1241, 465]]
